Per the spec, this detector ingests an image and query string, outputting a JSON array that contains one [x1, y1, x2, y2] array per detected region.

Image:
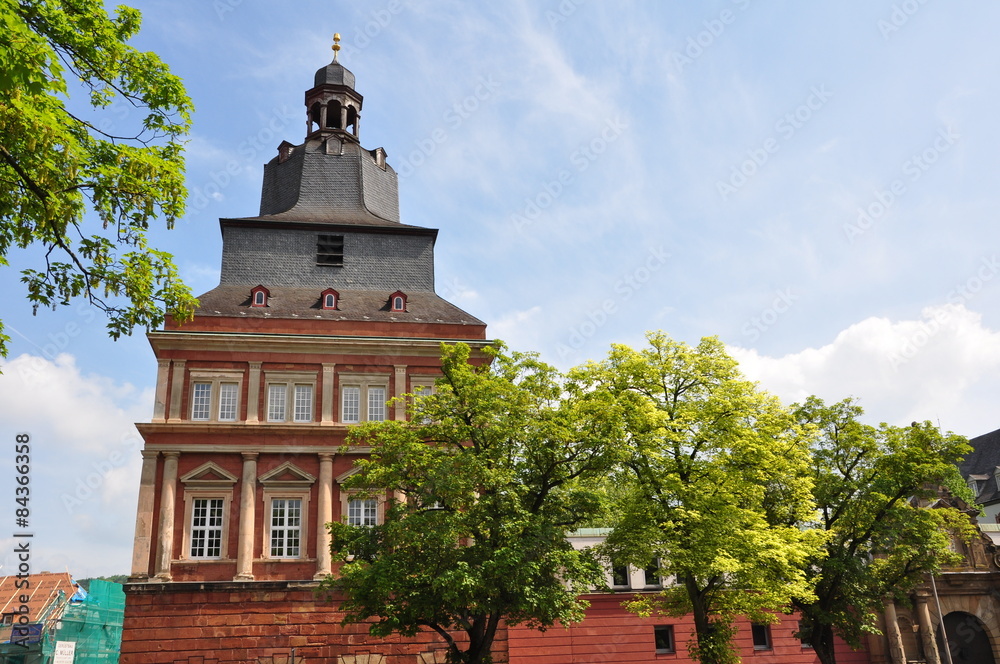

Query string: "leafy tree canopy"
[[322, 342, 620, 664], [0, 0, 197, 355], [573, 332, 825, 664], [792, 396, 975, 664]]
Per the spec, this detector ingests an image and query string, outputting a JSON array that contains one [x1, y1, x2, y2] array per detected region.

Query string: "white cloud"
[[0, 354, 150, 577], [730, 305, 1000, 437]]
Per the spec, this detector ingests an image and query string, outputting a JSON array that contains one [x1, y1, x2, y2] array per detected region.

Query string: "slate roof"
[[313, 59, 356, 89], [959, 426, 1000, 505], [257, 138, 400, 225], [193, 285, 486, 326]]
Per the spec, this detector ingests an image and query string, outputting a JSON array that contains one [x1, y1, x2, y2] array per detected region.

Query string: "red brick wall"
[[506, 594, 871, 664], [122, 581, 500, 664]]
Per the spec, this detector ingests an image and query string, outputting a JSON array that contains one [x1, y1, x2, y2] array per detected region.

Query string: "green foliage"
[[573, 332, 824, 664], [791, 397, 974, 664], [0, 0, 197, 355], [76, 574, 128, 591], [322, 342, 618, 664]]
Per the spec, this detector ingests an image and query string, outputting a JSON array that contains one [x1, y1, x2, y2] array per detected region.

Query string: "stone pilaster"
[[314, 453, 335, 579], [129, 450, 159, 580], [235, 452, 258, 580], [167, 361, 186, 422], [153, 451, 180, 581]]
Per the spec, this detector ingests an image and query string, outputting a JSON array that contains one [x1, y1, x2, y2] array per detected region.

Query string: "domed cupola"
[[305, 34, 362, 141]]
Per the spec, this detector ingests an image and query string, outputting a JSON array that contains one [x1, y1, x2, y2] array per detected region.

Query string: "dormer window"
[[250, 285, 270, 308], [389, 290, 407, 312], [321, 288, 339, 310]]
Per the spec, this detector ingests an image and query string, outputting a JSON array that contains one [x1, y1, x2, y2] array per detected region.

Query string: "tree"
[[574, 332, 824, 664], [321, 342, 619, 664], [0, 0, 197, 356], [791, 396, 974, 664]]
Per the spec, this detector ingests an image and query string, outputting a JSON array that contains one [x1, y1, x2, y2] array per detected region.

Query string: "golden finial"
[[332, 33, 341, 62]]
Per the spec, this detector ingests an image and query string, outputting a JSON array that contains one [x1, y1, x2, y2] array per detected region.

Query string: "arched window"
[[321, 288, 339, 310], [250, 285, 270, 308], [389, 291, 407, 312]]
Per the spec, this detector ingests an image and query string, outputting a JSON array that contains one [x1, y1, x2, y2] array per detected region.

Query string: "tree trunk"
[[460, 614, 499, 664], [686, 578, 738, 664], [809, 620, 838, 664]]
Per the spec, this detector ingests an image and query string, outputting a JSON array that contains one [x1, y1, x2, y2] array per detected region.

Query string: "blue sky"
[[3, 0, 1000, 577]]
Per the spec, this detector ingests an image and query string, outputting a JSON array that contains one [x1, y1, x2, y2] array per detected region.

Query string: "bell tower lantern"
[[305, 33, 362, 140]]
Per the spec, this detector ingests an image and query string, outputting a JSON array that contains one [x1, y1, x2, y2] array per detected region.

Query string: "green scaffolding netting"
[[44, 580, 125, 663]]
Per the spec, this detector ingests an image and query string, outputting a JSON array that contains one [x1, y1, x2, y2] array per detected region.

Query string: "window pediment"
[[180, 462, 239, 487], [260, 461, 316, 487]]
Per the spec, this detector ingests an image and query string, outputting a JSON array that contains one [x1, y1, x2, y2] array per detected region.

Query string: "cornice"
[[147, 330, 493, 357]]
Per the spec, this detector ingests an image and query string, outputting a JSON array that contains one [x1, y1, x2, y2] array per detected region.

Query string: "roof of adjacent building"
[[960, 426, 1000, 504], [0, 571, 74, 622], [191, 286, 486, 326]]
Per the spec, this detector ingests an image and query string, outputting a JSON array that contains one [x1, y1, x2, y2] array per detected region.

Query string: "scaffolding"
[[46, 580, 124, 663]]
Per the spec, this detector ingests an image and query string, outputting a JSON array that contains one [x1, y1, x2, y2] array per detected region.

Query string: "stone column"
[[235, 452, 258, 581], [314, 453, 335, 579], [247, 362, 262, 424], [152, 360, 170, 422], [129, 451, 159, 580], [321, 364, 336, 425], [319, 104, 328, 130], [340, 106, 348, 131], [153, 451, 180, 581], [884, 598, 906, 664], [394, 365, 407, 421], [353, 114, 361, 137], [916, 594, 942, 664], [167, 361, 186, 422]]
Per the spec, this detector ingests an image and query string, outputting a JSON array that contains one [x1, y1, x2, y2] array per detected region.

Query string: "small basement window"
[[752, 623, 772, 650], [654, 625, 675, 654], [317, 235, 344, 267]]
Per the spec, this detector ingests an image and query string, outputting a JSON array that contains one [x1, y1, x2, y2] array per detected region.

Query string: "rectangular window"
[[644, 559, 661, 587], [190, 498, 224, 558], [191, 382, 212, 421], [368, 386, 387, 422], [348, 497, 378, 526], [218, 382, 238, 421], [270, 498, 302, 558], [293, 384, 313, 422], [752, 624, 772, 650], [612, 564, 630, 589], [317, 234, 344, 266], [798, 622, 813, 649], [268, 384, 287, 422], [342, 387, 360, 423], [654, 625, 675, 654]]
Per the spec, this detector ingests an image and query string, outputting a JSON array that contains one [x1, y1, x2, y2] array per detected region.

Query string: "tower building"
[[121, 42, 489, 664]]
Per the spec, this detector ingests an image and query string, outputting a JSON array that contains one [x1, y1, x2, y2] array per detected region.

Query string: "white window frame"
[[187, 370, 244, 423], [751, 623, 772, 651], [339, 489, 384, 527], [181, 490, 232, 561], [408, 378, 438, 423], [264, 372, 317, 424], [262, 491, 310, 560], [338, 373, 390, 423], [654, 625, 675, 654]]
